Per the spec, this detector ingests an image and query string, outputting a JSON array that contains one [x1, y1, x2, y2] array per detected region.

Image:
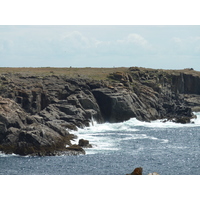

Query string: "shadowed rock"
[[78, 139, 92, 148], [0, 67, 199, 156], [127, 167, 143, 175]]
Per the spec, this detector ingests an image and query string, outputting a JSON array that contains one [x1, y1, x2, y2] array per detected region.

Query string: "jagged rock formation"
[[0, 67, 199, 156], [0, 96, 82, 156]]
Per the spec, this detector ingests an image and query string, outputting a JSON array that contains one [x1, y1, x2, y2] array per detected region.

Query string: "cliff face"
[[169, 71, 200, 111], [0, 67, 199, 156]]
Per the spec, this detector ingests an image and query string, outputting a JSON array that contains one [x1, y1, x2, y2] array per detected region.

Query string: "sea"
[[0, 113, 200, 175]]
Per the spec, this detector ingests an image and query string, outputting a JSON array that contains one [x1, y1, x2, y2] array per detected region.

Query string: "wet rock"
[[127, 167, 143, 175], [78, 139, 92, 148], [0, 67, 199, 156], [0, 96, 77, 156], [173, 117, 192, 124], [66, 144, 85, 154]]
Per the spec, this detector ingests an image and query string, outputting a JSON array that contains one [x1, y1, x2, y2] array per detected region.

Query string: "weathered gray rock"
[[78, 139, 92, 148], [0, 67, 199, 156], [66, 144, 85, 155], [0, 96, 81, 156]]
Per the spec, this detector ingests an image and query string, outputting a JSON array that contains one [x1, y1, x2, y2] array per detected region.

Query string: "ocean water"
[[0, 113, 200, 175]]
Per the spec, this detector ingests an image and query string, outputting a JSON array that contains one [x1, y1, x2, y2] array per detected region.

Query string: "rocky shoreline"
[[0, 67, 199, 156]]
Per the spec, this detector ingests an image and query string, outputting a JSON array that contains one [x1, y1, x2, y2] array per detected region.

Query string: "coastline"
[[0, 66, 199, 156]]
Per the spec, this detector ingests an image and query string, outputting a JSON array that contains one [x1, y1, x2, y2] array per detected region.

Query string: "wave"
[[72, 112, 200, 135], [70, 112, 200, 154], [0, 151, 19, 157]]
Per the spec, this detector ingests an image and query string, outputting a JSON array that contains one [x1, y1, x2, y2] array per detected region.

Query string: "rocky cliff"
[[0, 67, 199, 156]]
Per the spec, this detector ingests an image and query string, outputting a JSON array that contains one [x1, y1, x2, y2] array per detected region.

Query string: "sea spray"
[[1, 113, 200, 174], [70, 112, 200, 154]]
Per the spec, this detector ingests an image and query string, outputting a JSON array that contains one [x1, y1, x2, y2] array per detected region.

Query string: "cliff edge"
[[0, 67, 198, 156]]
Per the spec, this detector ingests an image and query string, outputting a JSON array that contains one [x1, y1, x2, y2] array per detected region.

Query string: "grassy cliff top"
[[0, 67, 200, 80], [0, 67, 129, 80]]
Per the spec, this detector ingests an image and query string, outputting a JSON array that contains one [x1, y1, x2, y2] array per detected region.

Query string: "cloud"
[[91, 33, 155, 57], [1, 25, 200, 69], [0, 26, 155, 66], [60, 31, 93, 52], [117, 33, 152, 49]]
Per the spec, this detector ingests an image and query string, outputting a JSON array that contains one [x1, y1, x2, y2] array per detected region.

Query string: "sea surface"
[[0, 113, 200, 175]]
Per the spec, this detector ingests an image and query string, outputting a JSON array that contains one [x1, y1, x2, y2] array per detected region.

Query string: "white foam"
[[69, 112, 200, 154], [128, 112, 200, 129], [0, 151, 18, 157]]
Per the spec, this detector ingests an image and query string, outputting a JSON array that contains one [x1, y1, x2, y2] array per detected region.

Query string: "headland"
[[0, 66, 199, 156]]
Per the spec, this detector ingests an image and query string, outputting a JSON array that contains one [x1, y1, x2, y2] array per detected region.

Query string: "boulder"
[[127, 167, 143, 175], [78, 139, 92, 148], [66, 144, 85, 154], [173, 117, 192, 124]]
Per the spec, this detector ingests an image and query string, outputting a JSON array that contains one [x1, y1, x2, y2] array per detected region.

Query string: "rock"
[[0, 96, 78, 156], [0, 67, 199, 156], [78, 139, 92, 148], [148, 172, 160, 175], [127, 167, 143, 175], [66, 145, 85, 154], [173, 117, 191, 124]]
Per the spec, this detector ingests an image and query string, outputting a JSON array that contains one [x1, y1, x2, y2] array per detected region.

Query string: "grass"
[[0, 67, 129, 80], [0, 67, 199, 81]]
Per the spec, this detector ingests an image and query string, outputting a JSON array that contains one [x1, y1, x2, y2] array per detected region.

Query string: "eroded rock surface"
[[0, 67, 199, 156]]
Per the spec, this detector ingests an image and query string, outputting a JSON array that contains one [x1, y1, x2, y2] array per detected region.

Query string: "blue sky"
[[1, 25, 200, 70]]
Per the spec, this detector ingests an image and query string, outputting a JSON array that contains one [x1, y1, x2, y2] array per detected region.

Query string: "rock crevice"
[[0, 67, 199, 156]]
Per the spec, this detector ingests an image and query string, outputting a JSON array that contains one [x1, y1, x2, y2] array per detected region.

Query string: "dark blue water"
[[0, 115, 200, 175]]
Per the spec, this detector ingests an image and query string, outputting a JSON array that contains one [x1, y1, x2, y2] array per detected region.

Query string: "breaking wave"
[[70, 112, 200, 154]]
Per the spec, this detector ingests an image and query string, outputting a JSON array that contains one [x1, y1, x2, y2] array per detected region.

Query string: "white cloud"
[[53, 31, 102, 56], [117, 33, 153, 50], [61, 31, 91, 48], [0, 25, 200, 69]]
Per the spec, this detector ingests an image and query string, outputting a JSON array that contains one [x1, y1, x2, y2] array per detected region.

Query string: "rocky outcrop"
[[0, 96, 84, 156], [127, 167, 160, 175], [126, 167, 143, 175], [78, 139, 92, 148], [0, 67, 199, 156]]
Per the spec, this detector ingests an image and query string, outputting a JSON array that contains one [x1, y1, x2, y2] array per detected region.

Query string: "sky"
[[0, 25, 200, 70], [0, 1, 199, 197]]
